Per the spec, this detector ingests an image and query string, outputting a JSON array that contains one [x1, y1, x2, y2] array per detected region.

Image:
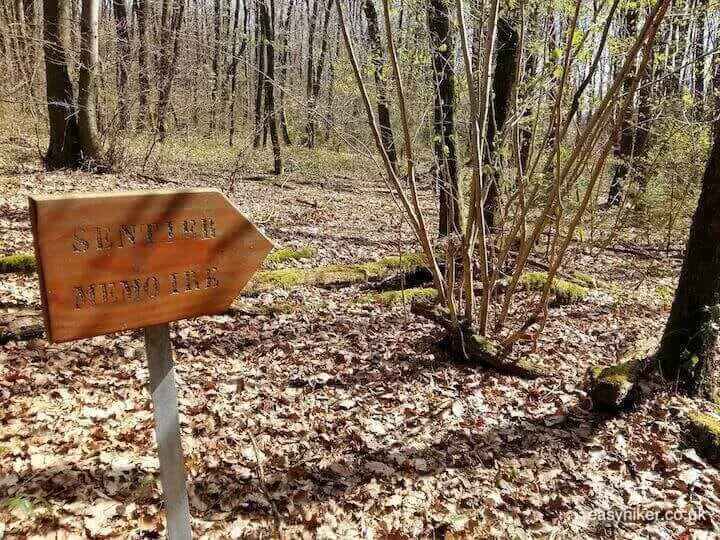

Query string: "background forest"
[[2, 0, 720, 537]]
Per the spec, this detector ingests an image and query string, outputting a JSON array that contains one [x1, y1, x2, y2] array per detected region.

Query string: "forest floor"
[[1, 122, 720, 538]]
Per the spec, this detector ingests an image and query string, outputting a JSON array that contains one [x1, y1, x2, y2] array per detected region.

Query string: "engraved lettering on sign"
[[206, 267, 220, 288], [184, 270, 200, 292], [68, 214, 225, 310], [72, 268, 222, 309], [119, 224, 136, 247], [96, 226, 113, 250], [73, 227, 89, 253], [74, 284, 97, 308], [169, 272, 180, 294], [69, 217, 218, 253]]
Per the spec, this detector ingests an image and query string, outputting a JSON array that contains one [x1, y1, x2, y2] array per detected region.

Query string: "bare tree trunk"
[[657, 62, 720, 400], [363, 0, 397, 171], [607, 6, 638, 206], [156, 0, 185, 140], [210, 0, 222, 131], [428, 0, 459, 236], [136, 0, 151, 128], [307, 0, 333, 147], [259, 0, 283, 173], [324, 25, 340, 142], [42, 0, 82, 168], [253, 4, 266, 148], [304, 0, 320, 146], [112, 0, 131, 130], [634, 49, 654, 201], [228, 0, 247, 145], [693, 0, 707, 117], [483, 16, 518, 230], [277, 0, 296, 144], [77, 0, 103, 164]]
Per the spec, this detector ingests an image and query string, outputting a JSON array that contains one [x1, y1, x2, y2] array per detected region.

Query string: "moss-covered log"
[[251, 253, 428, 291], [355, 287, 437, 305], [684, 409, 720, 465], [520, 271, 588, 305], [0, 253, 37, 274], [410, 302, 549, 379]]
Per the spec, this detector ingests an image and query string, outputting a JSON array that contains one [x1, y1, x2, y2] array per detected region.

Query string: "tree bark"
[[309, 0, 333, 144], [227, 0, 247, 145], [657, 62, 720, 400], [428, 0, 458, 236], [277, 0, 295, 144], [42, 0, 82, 168], [607, 7, 638, 206], [77, 0, 103, 164], [136, 0, 151, 128], [483, 17, 518, 230], [253, 4, 266, 148], [112, 0, 131, 130], [693, 0, 707, 117], [276, 0, 296, 144], [156, 0, 185, 140], [210, 0, 222, 131], [259, 0, 283, 173], [304, 0, 321, 147], [363, 0, 397, 172]]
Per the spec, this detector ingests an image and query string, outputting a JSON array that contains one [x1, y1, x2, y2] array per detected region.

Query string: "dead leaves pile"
[[1, 169, 719, 538]]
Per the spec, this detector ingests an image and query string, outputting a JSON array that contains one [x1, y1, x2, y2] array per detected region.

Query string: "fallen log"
[[410, 302, 549, 379]]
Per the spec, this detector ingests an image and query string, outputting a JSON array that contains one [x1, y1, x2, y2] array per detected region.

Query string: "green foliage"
[[631, 112, 709, 243], [520, 271, 589, 304], [267, 246, 315, 263], [355, 287, 437, 305], [0, 253, 36, 274]]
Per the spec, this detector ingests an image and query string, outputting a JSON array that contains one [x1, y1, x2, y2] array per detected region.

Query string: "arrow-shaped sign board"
[[29, 188, 273, 343], [29, 188, 273, 539]]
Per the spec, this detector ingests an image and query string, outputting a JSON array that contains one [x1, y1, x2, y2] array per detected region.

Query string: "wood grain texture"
[[29, 189, 273, 342]]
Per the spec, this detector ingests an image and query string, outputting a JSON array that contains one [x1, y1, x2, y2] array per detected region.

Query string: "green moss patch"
[[571, 271, 597, 288], [588, 358, 645, 411], [252, 268, 314, 289], [266, 246, 315, 264], [0, 253, 36, 274], [520, 271, 588, 305], [685, 409, 720, 465], [251, 253, 428, 291], [655, 285, 674, 310], [356, 287, 437, 306]]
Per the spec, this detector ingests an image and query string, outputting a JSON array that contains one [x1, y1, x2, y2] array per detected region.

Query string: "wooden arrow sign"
[[29, 188, 273, 343]]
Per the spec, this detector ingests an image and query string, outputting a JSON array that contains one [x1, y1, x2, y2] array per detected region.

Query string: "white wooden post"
[[145, 323, 192, 540]]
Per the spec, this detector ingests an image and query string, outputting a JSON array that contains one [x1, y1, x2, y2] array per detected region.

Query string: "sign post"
[[29, 189, 273, 538], [145, 323, 192, 540]]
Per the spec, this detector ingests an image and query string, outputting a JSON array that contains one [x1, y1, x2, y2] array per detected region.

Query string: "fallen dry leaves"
[[1, 156, 719, 538]]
